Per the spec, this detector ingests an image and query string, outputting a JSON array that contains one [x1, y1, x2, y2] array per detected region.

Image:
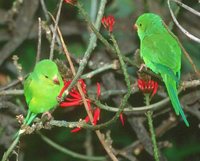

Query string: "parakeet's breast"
[[24, 72, 64, 114], [29, 80, 63, 114]]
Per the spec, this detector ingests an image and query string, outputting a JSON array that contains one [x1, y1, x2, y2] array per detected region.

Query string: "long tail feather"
[[163, 74, 189, 127], [8, 111, 37, 161], [25, 112, 37, 125]]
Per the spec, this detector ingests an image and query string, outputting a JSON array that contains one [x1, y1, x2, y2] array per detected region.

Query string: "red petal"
[[69, 91, 82, 99], [137, 79, 145, 90], [84, 115, 90, 123], [96, 82, 101, 98], [101, 16, 115, 32], [58, 80, 72, 98], [64, 0, 77, 5], [60, 100, 82, 107], [71, 115, 90, 133], [87, 100, 92, 111], [93, 108, 101, 125], [65, 97, 81, 102], [152, 82, 158, 97], [71, 127, 81, 133], [119, 113, 125, 126], [75, 79, 87, 94]]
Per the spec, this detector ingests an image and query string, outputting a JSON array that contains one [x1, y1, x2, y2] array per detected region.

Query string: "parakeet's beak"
[[133, 24, 138, 30], [53, 75, 60, 85]]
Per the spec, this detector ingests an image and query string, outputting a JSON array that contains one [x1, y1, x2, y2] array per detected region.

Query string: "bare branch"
[[170, 0, 200, 17], [168, 0, 200, 43], [49, 0, 63, 60], [36, 17, 42, 63]]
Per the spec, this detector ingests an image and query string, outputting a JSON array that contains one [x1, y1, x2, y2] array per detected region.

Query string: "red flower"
[[137, 79, 158, 97], [101, 15, 115, 32], [119, 113, 124, 126], [96, 82, 101, 98], [58, 79, 101, 132], [64, 0, 77, 5], [93, 107, 100, 125], [58, 79, 87, 107]]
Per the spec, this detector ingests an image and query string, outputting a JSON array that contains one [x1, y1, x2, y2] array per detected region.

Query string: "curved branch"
[[168, 0, 200, 43], [170, 0, 200, 17], [39, 133, 106, 161]]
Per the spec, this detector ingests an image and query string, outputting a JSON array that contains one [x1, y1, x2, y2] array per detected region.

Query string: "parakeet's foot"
[[57, 96, 63, 103], [41, 112, 53, 121], [139, 63, 147, 72]]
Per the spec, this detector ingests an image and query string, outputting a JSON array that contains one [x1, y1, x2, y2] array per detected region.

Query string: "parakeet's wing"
[[24, 74, 33, 105], [142, 32, 181, 73]]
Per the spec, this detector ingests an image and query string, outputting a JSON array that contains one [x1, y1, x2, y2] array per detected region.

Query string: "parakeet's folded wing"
[[24, 74, 33, 105], [142, 33, 181, 72]]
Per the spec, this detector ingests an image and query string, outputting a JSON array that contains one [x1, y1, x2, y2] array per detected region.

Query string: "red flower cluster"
[[101, 15, 115, 33], [64, 0, 77, 5], [58, 79, 101, 132], [137, 79, 158, 97], [59, 79, 87, 107]]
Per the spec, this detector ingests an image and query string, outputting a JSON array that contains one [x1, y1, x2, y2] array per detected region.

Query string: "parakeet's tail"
[[163, 75, 189, 127], [7, 111, 37, 160], [24, 110, 37, 125]]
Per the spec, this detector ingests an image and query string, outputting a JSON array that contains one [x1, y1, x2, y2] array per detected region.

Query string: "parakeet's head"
[[134, 13, 163, 40], [34, 59, 62, 86]]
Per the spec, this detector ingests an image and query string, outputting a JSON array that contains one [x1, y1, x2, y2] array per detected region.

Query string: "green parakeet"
[[2, 60, 64, 161], [23, 59, 64, 125], [134, 13, 189, 126]]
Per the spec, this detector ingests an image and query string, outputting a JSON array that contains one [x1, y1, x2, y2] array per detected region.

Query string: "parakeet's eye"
[[44, 75, 49, 79], [139, 23, 142, 27]]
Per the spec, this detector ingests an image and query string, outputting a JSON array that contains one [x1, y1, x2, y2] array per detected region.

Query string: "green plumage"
[[135, 13, 189, 126], [2, 60, 64, 160], [23, 59, 64, 125]]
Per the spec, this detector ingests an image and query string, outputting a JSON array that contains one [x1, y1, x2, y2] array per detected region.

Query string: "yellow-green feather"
[[23, 59, 64, 124]]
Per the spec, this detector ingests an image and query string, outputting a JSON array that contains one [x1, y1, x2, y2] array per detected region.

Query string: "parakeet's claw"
[[16, 114, 24, 124], [41, 112, 53, 122], [139, 63, 147, 72], [57, 96, 63, 103]]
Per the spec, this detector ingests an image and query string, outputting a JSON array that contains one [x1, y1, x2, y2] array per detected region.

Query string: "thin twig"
[[36, 17, 42, 63], [170, 0, 200, 17], [81, 62, 117, 79], [84, 130, 93, 160], [49, 0, 63, 60], [146, 111, 160, 161], [145, 94, 160, 161], [39, 132, 106, 161], [90, 0, 97, 22], [1, 135, 20, 161], [0, 89, 24, 96], [95, 98, 170, 114], [167, 0, 200, 43], [0, 79, 22, 91], [40, 0, 62, 53], [40, 0, 50, 21]]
